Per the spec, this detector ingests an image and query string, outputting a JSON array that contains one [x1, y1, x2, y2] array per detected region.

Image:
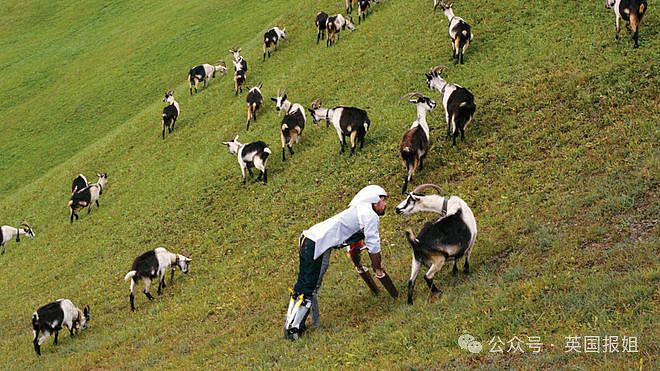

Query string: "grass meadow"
[[0, 0, 658, 368]]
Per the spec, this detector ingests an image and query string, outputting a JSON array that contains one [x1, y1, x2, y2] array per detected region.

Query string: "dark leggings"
[[293, 237, 324, 297]]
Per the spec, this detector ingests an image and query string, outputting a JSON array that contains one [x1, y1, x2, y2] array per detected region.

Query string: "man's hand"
[[369, 252, 384, 277]]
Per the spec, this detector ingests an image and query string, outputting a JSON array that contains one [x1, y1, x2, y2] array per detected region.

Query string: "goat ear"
[[409, 99, 418, 104], [185, 257, 192, 262], [271, 97, 277, 102], [425, 73, 432, 79]]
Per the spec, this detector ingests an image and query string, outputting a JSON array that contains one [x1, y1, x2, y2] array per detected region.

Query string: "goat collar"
[[441, 197, 448, 216], [98, 182, 104, 195], [15, 226, 21, 242]]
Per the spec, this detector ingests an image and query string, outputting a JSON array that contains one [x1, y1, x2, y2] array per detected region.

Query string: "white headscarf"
[[349, 185, 387, 206]]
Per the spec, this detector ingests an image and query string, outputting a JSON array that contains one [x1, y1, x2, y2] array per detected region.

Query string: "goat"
[[246, 83, 264, 130], [606, 0, 648, 48], [426, 65, 475, 145], [230, 48, 248, 95], [395, 184, 477, 304], [315, 11, 329, 44], [271, 89, 306, 161], [222, 135, 272, 184], [308, 99, 370, 155], [436, 1, 473, 64], [399, 92, 436, 194], [358, 0, 371, 24], [0, 222, 35, 255], [326, 14, 356, 47], [187, 61, 227, 95], [68, 173, 108, 223], [124, 247, 191, 311], [71, 174, 88, 194], [263, 27, 287, 60], [32, 299, 89, 356], [161, 90, 180, 140], [346, 0, 358, 13]]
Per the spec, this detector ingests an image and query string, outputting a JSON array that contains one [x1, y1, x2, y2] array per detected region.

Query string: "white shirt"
[[303, 203, 382, 259]]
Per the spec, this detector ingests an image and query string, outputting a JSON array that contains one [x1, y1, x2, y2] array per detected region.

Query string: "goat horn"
[[21, 221, 32, 228], [257, 81, 263, 89], [311, 98, 321, 109], [430, 65, 446, 75], [412, 183, 443, 195], [400, 92, 424, 101]]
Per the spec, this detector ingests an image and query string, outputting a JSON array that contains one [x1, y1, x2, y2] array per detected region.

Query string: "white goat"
[[0, 222, 35, 254]]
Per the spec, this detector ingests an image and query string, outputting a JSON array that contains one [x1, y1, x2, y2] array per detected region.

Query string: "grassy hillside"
[[0, 0, 657, 368]]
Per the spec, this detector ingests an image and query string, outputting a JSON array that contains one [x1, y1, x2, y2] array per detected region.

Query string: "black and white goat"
[[32, 299, 89, 355], [436, 1, 473, 64], [315, 11, 329, 44], [222, 135, 272, 184], [68, 173, 108, 223], [326, 14, 356, 47], [161, 90, 180, 140], [606, 0, 648, 48], [0, 222, 34, 255], [71, 174, 88, 194], [348, 0, 378, 13], [426, 66, 475, 145], [395, 184, 477, 304], [308, 99, 370, 155], [358, 0, 371, 24], [245, 83, 264, 130], [230, 48, 248, 95], [346, 0, 358, 13], [271, 89, 306, 161], [263, 27, 287, 60], [124, 247, 191, 311], [187, 61, 227, 95], [399, 92, 436, 194]]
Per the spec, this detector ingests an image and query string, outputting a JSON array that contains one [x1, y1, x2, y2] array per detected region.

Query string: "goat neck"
[[416, 194, 447, 214], [319, 107, 334, 120], [281, 99, 292, 114], [414, 105, 431, 137], [443, 6, 456, 21], [430, 76, 449, 94]]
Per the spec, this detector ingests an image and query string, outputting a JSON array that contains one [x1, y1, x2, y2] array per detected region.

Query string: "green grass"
[[0, 0, 658, 368]]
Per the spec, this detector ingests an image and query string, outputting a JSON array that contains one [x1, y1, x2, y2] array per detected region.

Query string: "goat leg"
[[424, 275, 440, 293]]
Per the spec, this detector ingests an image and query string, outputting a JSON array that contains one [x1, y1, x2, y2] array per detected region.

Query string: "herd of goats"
[[0, 0, 648, 356]]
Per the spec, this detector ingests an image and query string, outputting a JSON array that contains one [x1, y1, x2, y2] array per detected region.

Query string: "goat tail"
[[124, 270, 137, 282], [400, 146, 414, 166], [405, 227, 419, 249], [32, 312, 39, 330]]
